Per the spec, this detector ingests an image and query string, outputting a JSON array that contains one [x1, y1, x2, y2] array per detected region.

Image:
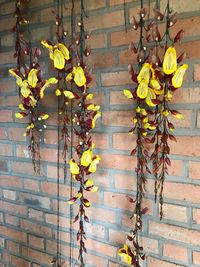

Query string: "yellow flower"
[[55, 89, 61, 96], [87, 104, 100, 111], [140, 108, 147, 116], [137, 63, 154, 83], [66, 73, 73, 82], [40, 77, 58, 98], [53, 49, 65, 70], [81, 149, 93, 167], [165, 90, 173, 101], [172, 64, 188, 88], [85, 179, 94, 187], [73, 66, 86, 87], [173, 113, 183, 119], [86, 93, 93, 100], [133, 118, 138, 124], [136, 80, 148, 99], [9, 69, 22, 86], [77, 192, 82, 199], [90, 186, 98, 192], [18, 104, 26, 111], [150, 79, 164, 95], [123, 89, 133, 99], [20, 80, 31, 98], [15, 112, 26, 119], [58, 43, 70, 60], [63, 90, 75, 99], [136, 106, 141, 113], [28, 68, 38, 88], [41, 40, 53, 50], [145, 88, 156, 107], [29, 96, 37, 108], [143, 117, 148, 123], [118, 245, 132, 265], [163, 47, 177, 75], [40, 114, 49, 120], [162, 110, 169, 117], [69, 159, 80, 175], [92, 111, 101, 129], [26, 123, 34, 130], [88, 156, 101, 173]]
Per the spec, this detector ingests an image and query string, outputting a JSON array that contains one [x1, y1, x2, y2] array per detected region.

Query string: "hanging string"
[[69, 0, 75, 265], [124, 0, 128, 32]]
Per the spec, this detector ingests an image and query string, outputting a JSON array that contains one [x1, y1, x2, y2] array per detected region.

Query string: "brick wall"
[[0, 0, 200, 266]]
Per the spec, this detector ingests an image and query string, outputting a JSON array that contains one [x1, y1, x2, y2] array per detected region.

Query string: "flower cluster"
[[119, 3, 188, 266]]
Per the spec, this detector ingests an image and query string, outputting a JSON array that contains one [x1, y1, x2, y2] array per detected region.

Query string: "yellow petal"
[[84, 201, 91, 207], [41, 114, 49, 120], [173, 113, 183, 119], [63, 90, 75, 99], [40, 77, 58, 99], [172, 64, 188, 88], [123, 89, 133, 99], [28, 69, 38, 88], [92, 111, 101, 129], [86, 179, 94, 187], [21, 80, 31, 98], [41, 40, 53, 50], [9, 69, 23, 86], [77, 192, 82, 199], [163, 47, 177, 75], [15, 112, 25, 119], [58, 43, 70, 60], [66, 73, 73, 82], [56, 89, 61, 96], [29, 96, 37, 107], [146, 88, 156, 107], [91, 186, 98, 192], [81, 149, 92, 167], [150, 79, 161, 90], [18, 104, 26, 110], [88, 156, 101, 173], [137, 63, 152, 83], [69, 159, 80, 175], [53, 49, 65, 70], [73, 66, 86, 87], [140, 108, 147, 116], [162, 110, 169, 116], [26, 123, 34, 130], [137, 80, 148, 99], [165, 90, 173, 101], [86, 93, 93, 100], [136, 106, 141, 113], [87, 104, 100, 111]]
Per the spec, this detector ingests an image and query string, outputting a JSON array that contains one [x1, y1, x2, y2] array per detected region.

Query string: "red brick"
[[0, 110, 13, 122], [0, 175, 21, 188], [100, 153, 136, 171], [0, 16, 15, 32], [9, 127, 26, 141], [160, 0, 200, 13], [3, 189, 16, 200], [0, 2, 15, 15], [85, 238, 117, 257], [0, 143, 12, 156], [0, 80, 16, 94], [19, 192, 51, 210], [189, 161, 200, 179], [110, 91, 131, 105], [118, 49, 137, 65], [193, 208, 200, 224], [172, 87, 200, 104], [194, 65, 200, 81], [111, 29, 139, 46], [29, 235, 44, 249], [85, 0, 105, 10], [20, 219, 52, 237], [6, 240, 20, 254], [101, 71, 131, 86], [149, 221, 200, 246], [104, 191, 152, 213], [23, 179, 39, 191], [46, 165, 64, 179], [148, 257, 183, 267], [87, 206, 116, 223], [43, 130, 58, 145], [102, 111, 133, 127], [163, 243, 188, 262], [22, 247, 52, 266], [162, 203, 187, 223], [1, 33, 15, 47], [5, 214, 19, 226], [28, 208, 44, 222], [197, 110, 200, 128], [1, 200, 27, 215], [31, 26, 50, 42], [86, 33, 107, 49], [85, 11, 124, 31], [164, 182, 200, 204], [3, 252, 29, 267], [114, 174, 137, 191], [0, 128, 7, 139], [0, 160, 8, 172], [193, 251, 200, 265], [12, 161, 43, 176], [170, 136, 200, 157], [0, 225, 26, 242], [41, 181, 70, 197], [30, 0, 53, 8], [92, 133, 108, 149], [177, 40, 200, 60], [88, 52, 115, 69], [0, 237, 4, 247]]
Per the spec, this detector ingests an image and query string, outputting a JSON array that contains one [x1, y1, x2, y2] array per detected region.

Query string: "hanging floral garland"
[[118, 0, 188, 266], [10, 0, 57, 173], [67, 0, 101, 266]]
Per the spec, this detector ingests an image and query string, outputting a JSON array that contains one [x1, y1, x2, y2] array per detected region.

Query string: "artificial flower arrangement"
[[10, 0, 58, 173], [118, 1, 188, 265]]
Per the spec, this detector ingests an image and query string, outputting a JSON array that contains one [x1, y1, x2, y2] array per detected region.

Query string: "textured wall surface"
[[0, 0, 200, 266]]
